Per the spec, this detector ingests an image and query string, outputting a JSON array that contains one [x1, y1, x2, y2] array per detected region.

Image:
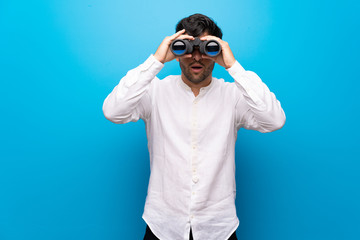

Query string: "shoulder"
[[148, 75, 180, 95], [212, 77, 237, 92], [211, 77, 241, 101], [152, 75, 179, 87], [160, 75, 179, 82]]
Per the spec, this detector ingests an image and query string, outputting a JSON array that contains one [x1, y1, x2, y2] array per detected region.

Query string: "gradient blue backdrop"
[[1, 0, 359, 239]]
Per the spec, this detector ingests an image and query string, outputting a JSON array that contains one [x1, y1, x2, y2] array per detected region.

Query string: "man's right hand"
[[153, 29, 194, 64]]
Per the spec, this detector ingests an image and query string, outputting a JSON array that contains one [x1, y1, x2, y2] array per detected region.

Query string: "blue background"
[[1, 0, 359, 239]]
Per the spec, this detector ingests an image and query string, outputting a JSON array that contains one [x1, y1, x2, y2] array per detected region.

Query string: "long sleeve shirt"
[[102, 54, 286, 240]]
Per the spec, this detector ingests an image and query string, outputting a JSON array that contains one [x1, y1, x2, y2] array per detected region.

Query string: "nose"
[[192, 48, 202, 61]]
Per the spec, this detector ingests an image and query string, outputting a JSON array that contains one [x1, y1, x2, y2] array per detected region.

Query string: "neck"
[[181, 73, 212, 97]]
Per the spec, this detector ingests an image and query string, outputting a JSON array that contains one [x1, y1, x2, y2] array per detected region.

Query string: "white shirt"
[[103, 55, 286, 240]]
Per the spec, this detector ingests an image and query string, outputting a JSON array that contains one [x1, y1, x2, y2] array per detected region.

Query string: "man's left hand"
[[199, 36, 236, 69]]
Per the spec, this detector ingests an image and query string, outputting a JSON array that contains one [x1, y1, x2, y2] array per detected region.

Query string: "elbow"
[[103, 110, 120, 124], [272, 113, 286, 131], [102, 102, 126, 124], [260, 110, 286, 133], [103, 107, 118, 124]]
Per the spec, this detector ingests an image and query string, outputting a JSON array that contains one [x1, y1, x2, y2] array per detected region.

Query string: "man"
[[103, 14, 285, 240]]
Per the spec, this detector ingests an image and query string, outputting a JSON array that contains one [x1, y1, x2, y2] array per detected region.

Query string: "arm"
[[227, 62, 286, 133], [200, 35, 286, 133], [102, 55, 164, 124], [103, 29, 194, 124]]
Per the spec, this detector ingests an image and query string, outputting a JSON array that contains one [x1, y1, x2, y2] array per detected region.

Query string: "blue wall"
[[1, 0, 359, 239]]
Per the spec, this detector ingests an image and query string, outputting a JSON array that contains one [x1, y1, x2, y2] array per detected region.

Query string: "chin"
[[190, 78, 205, 84]]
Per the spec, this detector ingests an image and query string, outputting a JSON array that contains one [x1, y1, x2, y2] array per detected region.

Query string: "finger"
[[201, 55, 213, 60], [176, 34, 195, 40], [200, 35, 221, 42], [169, 29, 186, 41], [201, 55, 217, 62], [178, 54, 193, 59]]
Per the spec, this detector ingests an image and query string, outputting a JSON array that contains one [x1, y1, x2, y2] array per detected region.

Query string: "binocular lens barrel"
[[170, 38, 221, 57], [172, 41, 187, 55], [205, 41, 220, 56]]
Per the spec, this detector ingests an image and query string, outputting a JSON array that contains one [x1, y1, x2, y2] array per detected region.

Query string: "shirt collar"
[[177, 76, 215, 94]]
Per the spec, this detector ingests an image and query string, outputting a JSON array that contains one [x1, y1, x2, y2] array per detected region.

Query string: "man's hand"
[[199, 36, 236, 69], [154, 29, 195, 64]]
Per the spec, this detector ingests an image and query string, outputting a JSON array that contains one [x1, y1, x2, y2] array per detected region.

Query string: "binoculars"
[[170, 37, 221, 57]]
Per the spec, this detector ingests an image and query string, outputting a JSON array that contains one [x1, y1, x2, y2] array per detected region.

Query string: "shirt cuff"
[[139, 54, 165, 73], [226, 60, 245, 77]]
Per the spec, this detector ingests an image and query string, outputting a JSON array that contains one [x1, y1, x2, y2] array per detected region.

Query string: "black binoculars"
[[170, 37, 221, 57]]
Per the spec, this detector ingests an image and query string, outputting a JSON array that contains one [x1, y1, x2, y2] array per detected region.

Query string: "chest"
[[151, 85, 236, 139]]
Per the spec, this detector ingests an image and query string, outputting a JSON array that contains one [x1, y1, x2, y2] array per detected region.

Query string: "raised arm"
[[102, 55, 163, 124], [103, 29, 194, 124], [228, 63, 286, 133], [200, 35, 286, 133]]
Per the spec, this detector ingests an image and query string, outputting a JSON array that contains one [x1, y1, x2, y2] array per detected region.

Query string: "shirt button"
[[192, 191, 196, 195], [192, 177, 199, 183]]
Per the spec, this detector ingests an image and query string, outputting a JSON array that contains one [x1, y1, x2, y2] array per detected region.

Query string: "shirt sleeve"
[[102, 54, 164, 124], [227, 61, 286, 133]]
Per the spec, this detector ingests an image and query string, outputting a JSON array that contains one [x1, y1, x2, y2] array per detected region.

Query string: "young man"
[[103, 14, 286, 240]]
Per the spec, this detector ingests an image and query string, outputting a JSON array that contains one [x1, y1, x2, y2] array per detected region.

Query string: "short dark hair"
[[175, 13, 223, 39]]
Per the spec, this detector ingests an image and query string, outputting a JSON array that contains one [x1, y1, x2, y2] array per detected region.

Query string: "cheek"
[[203, 59, 214, 65], [179, 59, 190, 66], [204, 61, 215, 69]]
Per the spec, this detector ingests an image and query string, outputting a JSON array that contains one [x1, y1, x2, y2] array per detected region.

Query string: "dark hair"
[[175, 13, 223, 39]]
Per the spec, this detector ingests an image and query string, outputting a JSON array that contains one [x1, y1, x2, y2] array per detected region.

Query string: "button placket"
[[189, 99, 200, 223], [191, 99, 199, 184]]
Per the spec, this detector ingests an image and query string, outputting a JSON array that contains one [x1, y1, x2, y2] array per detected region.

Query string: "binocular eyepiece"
[[170, 37, 221, 57]]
